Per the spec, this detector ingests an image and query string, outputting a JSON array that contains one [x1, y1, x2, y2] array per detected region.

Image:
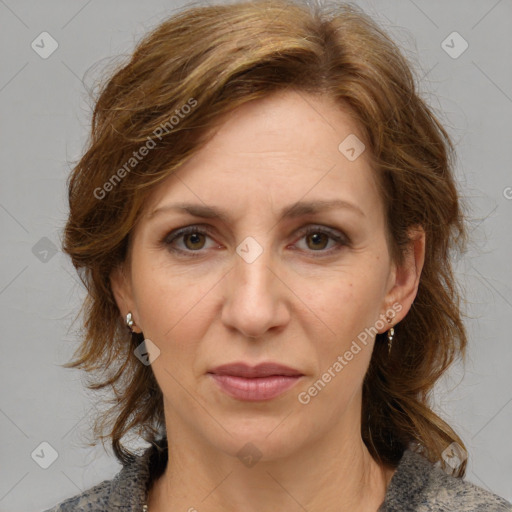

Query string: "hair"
[[61, 0, 469, 476]]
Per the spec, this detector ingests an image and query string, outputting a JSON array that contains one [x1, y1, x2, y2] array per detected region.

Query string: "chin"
[[203, 416, 311, 464]]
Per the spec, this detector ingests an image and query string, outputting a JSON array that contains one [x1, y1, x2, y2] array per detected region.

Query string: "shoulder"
[[380, 448, 512, 512], [42, 479, 112, 511]]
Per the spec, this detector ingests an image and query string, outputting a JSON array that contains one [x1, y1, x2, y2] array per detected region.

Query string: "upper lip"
[[208, 362, 303, 378]]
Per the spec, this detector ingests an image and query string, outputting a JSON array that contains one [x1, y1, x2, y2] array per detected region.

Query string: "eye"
[[292, 225, 349, 256], [161, 224, 349, 258], [162, 225, 217, 257]]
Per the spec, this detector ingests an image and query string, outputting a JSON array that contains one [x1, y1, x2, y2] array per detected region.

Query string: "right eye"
[[162, 225, 219, 257]]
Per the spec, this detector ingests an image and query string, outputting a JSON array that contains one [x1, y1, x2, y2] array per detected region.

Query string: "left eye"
[[294, 227, 345, 252], [162, 225, 348, 257]]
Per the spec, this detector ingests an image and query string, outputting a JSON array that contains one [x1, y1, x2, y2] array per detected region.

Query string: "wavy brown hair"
[[61, 0, 469, 476]]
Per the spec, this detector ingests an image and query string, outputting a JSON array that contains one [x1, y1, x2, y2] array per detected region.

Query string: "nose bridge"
[[234, 233, 276, 301], [221, 232, 285, 338], [232, 208, 276, 284]]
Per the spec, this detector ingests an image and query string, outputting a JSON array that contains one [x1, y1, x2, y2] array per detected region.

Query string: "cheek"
[[304, 273, 382, 343], [132, 262, 215, 358], [132, 254, 197, 324], [298, 280, 379, 413], [137, 277, 206, 395]]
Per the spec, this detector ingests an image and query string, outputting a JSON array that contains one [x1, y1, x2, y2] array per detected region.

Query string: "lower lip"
[[208, 374, 302, 401]]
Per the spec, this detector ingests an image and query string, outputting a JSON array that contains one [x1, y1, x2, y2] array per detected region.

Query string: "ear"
[[378, 225, 426, 331], [110, 263, 143, 334]]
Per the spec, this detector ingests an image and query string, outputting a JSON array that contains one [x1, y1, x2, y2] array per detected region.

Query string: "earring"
[[126, 312, 135, 332], [387, 327, 394, 355], [126, 312, 144, 348], [385, 314, 395, 355]]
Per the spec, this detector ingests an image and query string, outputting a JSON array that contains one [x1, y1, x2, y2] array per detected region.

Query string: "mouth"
[[207, 362, 304, 401], [208, 361, 303, 378]]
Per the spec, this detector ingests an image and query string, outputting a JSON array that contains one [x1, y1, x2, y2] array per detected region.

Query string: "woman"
[[45, 0, 511, 510]]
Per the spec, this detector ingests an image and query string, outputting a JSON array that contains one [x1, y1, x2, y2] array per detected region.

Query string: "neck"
[[147, 420, 396, 512]]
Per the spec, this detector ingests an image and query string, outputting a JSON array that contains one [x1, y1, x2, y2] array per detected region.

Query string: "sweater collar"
[[109, 437, 168, 510], [377, 448, 433, 511]]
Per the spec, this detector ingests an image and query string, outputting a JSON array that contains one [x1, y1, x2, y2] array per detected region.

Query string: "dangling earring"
[[385, 314, 395, 355]]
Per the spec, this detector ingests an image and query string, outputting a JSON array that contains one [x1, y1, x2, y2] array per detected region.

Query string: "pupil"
[[187, 233, 203, 249], [309, 233, 326, 249]]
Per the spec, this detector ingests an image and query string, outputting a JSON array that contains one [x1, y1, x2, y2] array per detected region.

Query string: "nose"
[[220, 241, 290, 339]]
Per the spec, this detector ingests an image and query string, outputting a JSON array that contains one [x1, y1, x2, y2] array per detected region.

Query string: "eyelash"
[[161, 224, 349, 258]]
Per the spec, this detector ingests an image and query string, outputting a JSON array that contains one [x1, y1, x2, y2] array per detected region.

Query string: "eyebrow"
[[147, 199, 365, 222]]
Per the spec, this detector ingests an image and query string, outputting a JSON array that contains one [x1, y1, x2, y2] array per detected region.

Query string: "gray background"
[[1, 0, 511, 510]]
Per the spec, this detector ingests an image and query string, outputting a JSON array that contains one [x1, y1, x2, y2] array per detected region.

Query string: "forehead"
[[142, 90, 382, 223]]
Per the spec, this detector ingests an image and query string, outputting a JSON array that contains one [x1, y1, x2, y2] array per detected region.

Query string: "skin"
[[110, 89, 425, 512]]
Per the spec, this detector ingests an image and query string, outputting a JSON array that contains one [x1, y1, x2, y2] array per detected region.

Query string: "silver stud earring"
[[126, 312, 135, 332]]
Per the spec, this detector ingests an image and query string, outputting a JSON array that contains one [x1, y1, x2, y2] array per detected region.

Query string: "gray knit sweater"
[[44, 440, 511, 511]]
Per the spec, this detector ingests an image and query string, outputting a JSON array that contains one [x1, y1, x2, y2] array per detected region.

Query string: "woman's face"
[[111, 90, 423, 462]]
